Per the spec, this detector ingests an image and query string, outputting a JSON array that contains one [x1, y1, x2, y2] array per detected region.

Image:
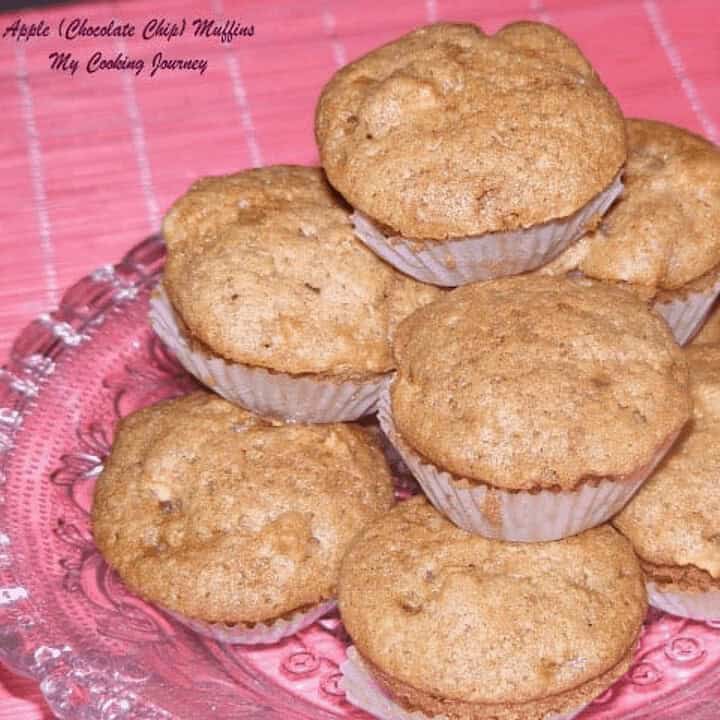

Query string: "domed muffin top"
[[163, 165, 440, 376], [316, 22, 625, 239]]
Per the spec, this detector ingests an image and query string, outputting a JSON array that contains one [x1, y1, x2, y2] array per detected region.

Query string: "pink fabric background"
[[0, 0, 718, 716]]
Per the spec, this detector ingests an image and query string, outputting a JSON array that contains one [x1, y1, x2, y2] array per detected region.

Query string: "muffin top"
[[316, 21, 625, 239], [162, 165, 440, 376], [541, 119, 720, 292], [391, 276, 691, 490], [340, 497, 646, 705], [614, 346, 720, 580], [92, 392, 395, 624]]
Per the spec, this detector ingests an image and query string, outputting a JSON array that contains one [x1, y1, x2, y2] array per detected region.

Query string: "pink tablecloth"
[[0, 0, 718, 716]]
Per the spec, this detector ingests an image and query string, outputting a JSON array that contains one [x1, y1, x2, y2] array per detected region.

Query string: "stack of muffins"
[[91, 20, 720, 720]]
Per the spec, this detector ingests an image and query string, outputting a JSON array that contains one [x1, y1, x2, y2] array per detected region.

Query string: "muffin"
[[379, 276, 691, 541], [613, 346, 720, 620], [540, 119, 720, 344], [339, 497, 647, 720], [150, 165, 440, 423], [91, 392, 395, 644], [316, 21, 625, 286]]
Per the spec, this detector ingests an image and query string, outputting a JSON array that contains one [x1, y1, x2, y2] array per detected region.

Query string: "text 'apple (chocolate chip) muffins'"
[[338, 497, 647, 720], [614, 346, 720, 620], [315, 21, 625, 286], [91, 392, 395, 644], [540, 119, 720, 344], [150, 165, 441, 423], [379, 276, 691, 542]]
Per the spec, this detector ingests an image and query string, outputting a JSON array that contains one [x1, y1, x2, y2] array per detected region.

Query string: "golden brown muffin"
[[339, 497, 646, 720], [614, 346, 720, 596], [92, 392, 395, 624], [162, 165, 440, 377], [541, 120, 720, 345], [543, 119, 720, 293], [316, 22, 625, 240], [691, 303, 720, 345], [391, 276, 690, 491]]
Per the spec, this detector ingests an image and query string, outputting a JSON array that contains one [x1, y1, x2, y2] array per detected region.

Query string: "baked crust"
[[362, 645, 635, 720], [92, 392, 395, 624], [541, 119, 720, 290], [163, 165, 440, 376], [538, 264, 720, 309], [613, 346, 720, 581], [642, 561, 720, 593], [339, 498, 646, 708], [391, 276, 690, 490], [692, 304, 720, 345], [316, 22, 625, 239], [160, 289, 388, 384]]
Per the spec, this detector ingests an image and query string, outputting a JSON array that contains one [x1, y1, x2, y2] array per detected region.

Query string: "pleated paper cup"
[[166, 599, 336, 645], [653, 273, 720, 346], [339, 647, 585, 720], [351, 173, 623, 287], [378, 384, 678, 542], [646, 583, 720, 621], [149, 286, 385, 423]]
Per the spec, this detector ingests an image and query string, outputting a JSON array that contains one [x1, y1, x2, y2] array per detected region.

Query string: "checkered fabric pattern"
[[0, 0, 718, 715]]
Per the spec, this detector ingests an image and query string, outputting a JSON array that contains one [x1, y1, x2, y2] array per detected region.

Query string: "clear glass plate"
[[0, 235, 718, 719]]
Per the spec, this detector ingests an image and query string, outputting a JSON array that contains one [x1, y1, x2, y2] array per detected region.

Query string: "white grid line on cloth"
[[13, 44, 60, 308], [425, 0, 439, 23], [212, 0, 264, 168], [529, 0, 553, 24], [114, 38, 161, 231], [321, 7, 348, 68], [643, 0, 719, 144]]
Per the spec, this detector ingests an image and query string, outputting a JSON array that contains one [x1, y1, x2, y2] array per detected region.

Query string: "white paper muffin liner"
[[340, 646, 584, 720], [653, 273, 720, 345], [166, 599, 336, 645], [351, 173, 623, 287], [149, 286, 385, 423], [378, 383, 678, 542], [646, 582, 720, 621]]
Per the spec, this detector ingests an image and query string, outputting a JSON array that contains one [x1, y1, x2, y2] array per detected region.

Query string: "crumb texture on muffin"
[[162, 165, 440, 376], [339, 498, 646, 714], [692, 305, 720, 345], [614, 346, 720, 586], [92, 392, 395, 624], [541, 119, 720, 291], [316, 22, 626, 239], [361, 648, 633, 720], [391, 276, 691, 490]]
